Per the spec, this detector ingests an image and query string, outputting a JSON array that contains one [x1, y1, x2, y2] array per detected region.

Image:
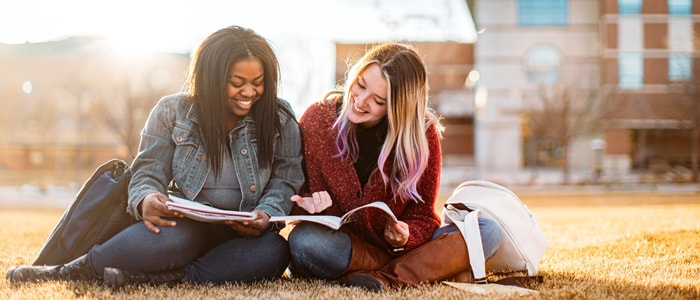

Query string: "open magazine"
[[166, 195, 257, 223], [269, 201, 397, 230]]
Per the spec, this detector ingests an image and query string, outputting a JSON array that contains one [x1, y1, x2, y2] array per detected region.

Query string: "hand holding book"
[[166, 195, 257, 223], [166, 195, 398, 231], [269, 201, 398, 230]]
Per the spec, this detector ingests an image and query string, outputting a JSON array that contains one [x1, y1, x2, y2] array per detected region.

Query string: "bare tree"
[[91, 77, 162, 161], [522, 84, 599, 184], [83, 55, 187, 162]]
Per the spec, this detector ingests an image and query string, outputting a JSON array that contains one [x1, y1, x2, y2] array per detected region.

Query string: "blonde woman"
[[287, 43, 503, 291]]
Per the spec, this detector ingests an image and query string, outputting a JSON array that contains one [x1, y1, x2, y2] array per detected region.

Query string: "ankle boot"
[[6, 255, 98, 284], [344, 232, 471, 292], [336, 233, 392, 278], [103, 267, 186, 288]]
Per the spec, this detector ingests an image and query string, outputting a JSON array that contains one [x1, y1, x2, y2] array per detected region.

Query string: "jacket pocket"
[[172, 125, 200, 172]]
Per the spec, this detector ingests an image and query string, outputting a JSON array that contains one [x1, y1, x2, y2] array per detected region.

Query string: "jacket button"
[[240, 148, 248, 155], [249, 185, 256, 192]]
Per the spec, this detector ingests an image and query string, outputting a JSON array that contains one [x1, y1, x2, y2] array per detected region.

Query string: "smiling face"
[[224, 57, 264, 126], [347, 63, 388, 128]]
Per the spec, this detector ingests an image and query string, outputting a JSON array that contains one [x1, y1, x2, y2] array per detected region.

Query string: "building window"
[[668, 0, 691, 15], [618, 53, 643, 89], [669, 53, 692, 81], [518, 0, 568, 26], [524, 44, 561, 85], [618, 0, 642, 15]]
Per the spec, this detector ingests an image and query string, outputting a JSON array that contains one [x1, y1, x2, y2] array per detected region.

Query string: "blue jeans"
[[287, 216, 503, 279], [87, 217, 289, 283], [432, 217, 503, 260], [287, 222, 351, 279]]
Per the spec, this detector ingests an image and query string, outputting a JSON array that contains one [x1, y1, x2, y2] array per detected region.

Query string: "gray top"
[[196, 152, 242, 210]]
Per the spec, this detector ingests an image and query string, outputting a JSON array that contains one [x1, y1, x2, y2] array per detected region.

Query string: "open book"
[[166, 195, 257, 223], [442, 281, 538, 296], [269, 201, 397, 230]]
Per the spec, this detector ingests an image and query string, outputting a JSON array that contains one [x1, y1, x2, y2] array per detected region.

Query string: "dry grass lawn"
[[1, 192, 699, 299]]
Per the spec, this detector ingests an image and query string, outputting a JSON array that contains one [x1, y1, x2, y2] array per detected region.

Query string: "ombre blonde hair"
[[334, 43, 443, 203]]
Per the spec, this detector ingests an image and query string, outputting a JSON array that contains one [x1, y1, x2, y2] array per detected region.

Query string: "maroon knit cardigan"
[[297, 97, 442, 254]]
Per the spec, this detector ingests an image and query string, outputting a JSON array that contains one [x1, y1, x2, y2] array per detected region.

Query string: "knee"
[[286, 224, 318, 269], [478, 217, 504, 259], [479, 217, 504, 243], [288, 223, 342, 266], [260, 232, 290, 266], [288, 223, 324, 252]]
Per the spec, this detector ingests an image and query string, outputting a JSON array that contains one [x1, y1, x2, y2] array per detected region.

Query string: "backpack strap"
[[444, 205, 488, 283], [463, 209, 488, 283]]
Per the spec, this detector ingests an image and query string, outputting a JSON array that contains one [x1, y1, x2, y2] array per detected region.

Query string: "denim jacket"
[[127, 93, 304, 227]]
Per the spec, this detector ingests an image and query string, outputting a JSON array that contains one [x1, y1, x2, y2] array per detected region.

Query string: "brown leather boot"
[[344, 232, 471, 291], [336, 232, 393, 278], [6, 255, 98, 284]]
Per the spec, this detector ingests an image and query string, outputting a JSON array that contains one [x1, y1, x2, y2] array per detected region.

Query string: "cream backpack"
[[441, 180, 548, 286]]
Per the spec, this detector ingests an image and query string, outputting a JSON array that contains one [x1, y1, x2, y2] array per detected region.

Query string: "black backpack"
[[33, 158, 137, 265]]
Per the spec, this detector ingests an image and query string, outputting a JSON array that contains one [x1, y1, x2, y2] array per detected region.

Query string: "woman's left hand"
[[225, 210, 271, 237], [291, 191, 332, 214], [384, 220, 410, 248]]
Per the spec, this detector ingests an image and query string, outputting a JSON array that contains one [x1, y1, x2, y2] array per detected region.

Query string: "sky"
[[0, 0, 476, 113], [0, 0, 475, 51]]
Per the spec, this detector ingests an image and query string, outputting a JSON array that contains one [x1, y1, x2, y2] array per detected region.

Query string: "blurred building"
[[0, 38, 188, 185], [469, 0, 699, 184], [599, 0, 700, 182], [2, 0, 699, 187], [0, 0, 478, 188]]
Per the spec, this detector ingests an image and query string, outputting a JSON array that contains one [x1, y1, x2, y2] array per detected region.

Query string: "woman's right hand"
[[291, 191, 332, 214], [140, 192, 183, 234]]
